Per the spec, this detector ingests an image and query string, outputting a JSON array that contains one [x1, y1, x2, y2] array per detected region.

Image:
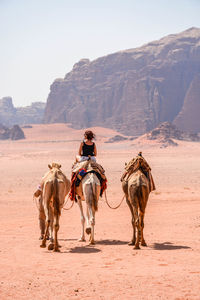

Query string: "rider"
[[76, 130, 97, 162]]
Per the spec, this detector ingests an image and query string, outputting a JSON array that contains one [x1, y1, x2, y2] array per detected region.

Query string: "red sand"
[[0, 124, 200, 300]]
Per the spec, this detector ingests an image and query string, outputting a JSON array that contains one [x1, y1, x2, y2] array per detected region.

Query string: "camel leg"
[[40, 183, 52, 248], [88, 205, 95, 245], [126, 197, 136, 245], [53, 214, 60, 252], [77, 198, 86, 241], [39, 196, 46, 240], [132, 205, 140, 250], [40, 204, 50, 248], [140, 212, 147, 246], [85, 206, 91, 235], [139, 186, 148, 247], [40, 219, 50, 248], [48, 208, 55, 250]]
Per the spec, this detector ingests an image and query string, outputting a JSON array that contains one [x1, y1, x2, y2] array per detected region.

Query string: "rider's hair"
[[84, 130, 95, 141]]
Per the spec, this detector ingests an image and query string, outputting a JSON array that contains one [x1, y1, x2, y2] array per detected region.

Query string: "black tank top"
[[82, 141, 95, 156]]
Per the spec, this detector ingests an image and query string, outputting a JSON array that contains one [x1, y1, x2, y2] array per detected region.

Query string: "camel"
[[40, 163, 70, 252], [76, 171, 101, 245], [122, 155, 152, 249]]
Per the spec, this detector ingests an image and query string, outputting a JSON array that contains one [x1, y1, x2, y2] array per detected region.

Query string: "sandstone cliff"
[[44, 27, 200, 135], [0, 97, 45, 126]]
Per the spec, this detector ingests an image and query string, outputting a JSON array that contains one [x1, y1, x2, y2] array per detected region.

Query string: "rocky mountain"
[[0, 124, 25, 140], [44, 27, 200, 136], [0, 97, 45, 126]]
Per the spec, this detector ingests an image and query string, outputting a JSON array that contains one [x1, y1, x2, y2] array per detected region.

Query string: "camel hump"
[[45, 179, 54, 186], [57, 179, 64, 183]]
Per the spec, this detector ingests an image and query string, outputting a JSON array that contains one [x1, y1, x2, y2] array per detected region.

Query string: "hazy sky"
[[1, 0, 200, 107]]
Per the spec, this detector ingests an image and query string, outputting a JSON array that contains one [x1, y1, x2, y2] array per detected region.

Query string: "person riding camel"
[[76, 130, 97, 162], [70, 130, 107, 201]]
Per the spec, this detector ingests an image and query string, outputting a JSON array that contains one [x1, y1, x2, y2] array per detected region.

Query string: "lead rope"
[[33, 195, 40, 210], [62, 194, 74, 211], [104, 190, 125, 209]]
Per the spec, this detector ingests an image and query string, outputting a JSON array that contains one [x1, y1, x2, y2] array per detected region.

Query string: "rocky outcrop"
[[0, 97, 45, 126], [0, 124, 25, 140], [44, 27, 200, 136], [146, 122, 200, 147], [105, 135, 128, 143]]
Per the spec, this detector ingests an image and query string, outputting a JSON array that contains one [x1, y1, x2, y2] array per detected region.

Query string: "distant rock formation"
[[44, 27, 200, 136], [145, 122, 200, 147], [173, 73, 200, 132], [105, 135, 128, 143], [0, 97, 45, 126], [0, 124, 25, 140]]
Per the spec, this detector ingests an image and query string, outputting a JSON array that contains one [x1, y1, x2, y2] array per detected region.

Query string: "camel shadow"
[[96, 239, 128, 246], [152, 242, 191, 250], [68, 246, 101, 254], [59, 238, 77, 242]]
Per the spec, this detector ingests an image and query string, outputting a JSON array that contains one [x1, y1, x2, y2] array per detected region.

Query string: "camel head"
[[48, 163, 62, 170]]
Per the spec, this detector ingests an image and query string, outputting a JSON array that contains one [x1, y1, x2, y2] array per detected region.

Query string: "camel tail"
[[90, 182, 98, 212], [136, 176, 149, 214], [129, 179, 145, 214], [52, 177, 61, 216]]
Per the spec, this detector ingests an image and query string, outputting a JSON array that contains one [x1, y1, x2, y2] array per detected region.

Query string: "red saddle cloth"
[[69, 171, 107, 201], [69, 173, 77, 201]]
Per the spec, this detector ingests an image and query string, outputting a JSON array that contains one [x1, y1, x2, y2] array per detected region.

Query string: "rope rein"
[[104, 190, 125, 209], [33, 193, 74, 211], [62, 194, 74, 211]]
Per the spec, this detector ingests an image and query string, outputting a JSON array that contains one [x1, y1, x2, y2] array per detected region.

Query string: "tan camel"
[[40, 163, 70, 252], [122, 155, 153, 249], [76, 171, 101, 245]]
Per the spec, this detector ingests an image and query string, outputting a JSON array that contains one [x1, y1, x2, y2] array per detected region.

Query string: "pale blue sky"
[[1, 0, 200, 107]]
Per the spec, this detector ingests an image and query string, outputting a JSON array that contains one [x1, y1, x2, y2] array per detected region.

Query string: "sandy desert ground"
[[0, 124, 200, 300]]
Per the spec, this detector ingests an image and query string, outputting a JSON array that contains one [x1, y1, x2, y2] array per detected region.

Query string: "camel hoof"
[[134, 245, 140, 250], [48, 243, 54, 251], [89, 240, 95, 245], [40, 244, 46, 248], [78, 238, 86, 242], [128, 241, 135, 246], [141, 241, 147, 247], [86, 227, 91, 235], [53, 248, 60, 252]]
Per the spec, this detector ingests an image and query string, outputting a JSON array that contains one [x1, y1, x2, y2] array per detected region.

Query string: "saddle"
[[70, 160, 107, 201], [121, 156, 155, 192]]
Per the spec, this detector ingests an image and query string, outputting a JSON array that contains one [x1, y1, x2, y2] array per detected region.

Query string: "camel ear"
[[125, 162, 127, 166], [48, 164, 52, 169], [58, 164, 61, 169]]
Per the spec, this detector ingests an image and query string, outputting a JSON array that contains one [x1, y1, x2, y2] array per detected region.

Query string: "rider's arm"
[[78, 142, 83, 156], [94, 143, 97, 156]]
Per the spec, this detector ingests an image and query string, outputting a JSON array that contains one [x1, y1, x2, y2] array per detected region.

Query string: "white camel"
[[77, 172, 101, 245]]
